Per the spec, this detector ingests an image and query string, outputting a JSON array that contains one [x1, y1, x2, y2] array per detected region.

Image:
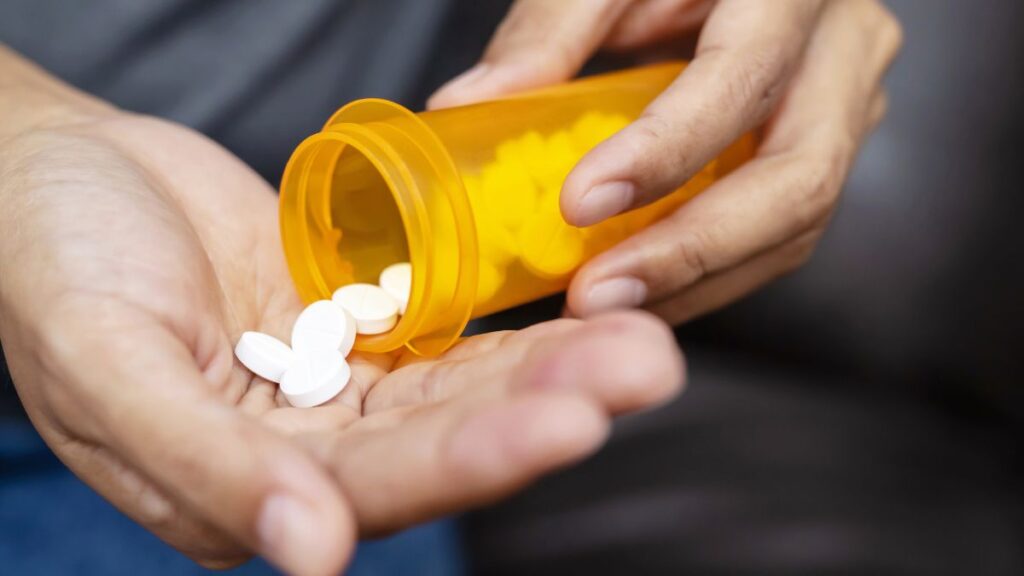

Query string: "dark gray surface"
[[0, 0, 504, 183], [467, 348, 1023, 575]]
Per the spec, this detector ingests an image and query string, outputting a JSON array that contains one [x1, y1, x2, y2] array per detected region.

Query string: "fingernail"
[[430, 64, 491, 108], [574, 181, 634, 227], [583, 277, 647, 315], [258, 494, 327, 575]]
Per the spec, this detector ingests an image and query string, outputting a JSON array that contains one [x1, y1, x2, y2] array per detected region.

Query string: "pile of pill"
[[233, 262, 412, 408]]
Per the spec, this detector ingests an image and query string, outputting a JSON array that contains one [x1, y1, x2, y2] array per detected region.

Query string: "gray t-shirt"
[[0, 0, 511, 413], [1, 0, 509, 179]]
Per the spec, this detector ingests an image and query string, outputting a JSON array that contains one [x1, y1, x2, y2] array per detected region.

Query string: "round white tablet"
[[234, 332, 294, 384], [291, 300, 357, 357], [378, 262, 412, 315], [332, 283, 400, 335], [280, 349, 351, 408]]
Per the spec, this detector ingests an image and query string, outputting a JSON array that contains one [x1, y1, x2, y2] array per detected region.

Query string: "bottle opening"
[[328, 144, 410, 286], [283, 129, 429, 353], [281, 99, 479, 356]]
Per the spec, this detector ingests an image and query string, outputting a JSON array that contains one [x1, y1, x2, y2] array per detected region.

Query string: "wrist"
[[0, 86, 118, 141], [0, 44, 119, 142]]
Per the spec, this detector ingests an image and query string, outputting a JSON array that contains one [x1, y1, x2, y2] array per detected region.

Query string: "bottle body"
[[280, 62, 756, 355]]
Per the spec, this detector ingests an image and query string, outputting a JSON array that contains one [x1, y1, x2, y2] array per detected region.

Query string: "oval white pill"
[[378, 262, 412, 314], [332, 283, 399, 335], [280, 349, 351, 408], [234, 332, 294, 384], [291, 300, 357, 357]]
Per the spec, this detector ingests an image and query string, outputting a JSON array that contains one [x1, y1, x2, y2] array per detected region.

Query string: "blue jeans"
[[0, 418, 467, 575]]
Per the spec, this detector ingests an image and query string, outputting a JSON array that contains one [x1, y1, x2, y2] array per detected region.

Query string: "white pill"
[[280, 349, 351, 408], [378, 262, 412, 314], [291, 300, 357, 357], [234, 332, 294, 384], [332, 283, 399, 335]]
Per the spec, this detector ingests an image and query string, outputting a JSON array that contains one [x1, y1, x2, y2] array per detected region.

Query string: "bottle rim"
[[280, 99, 479, 356]]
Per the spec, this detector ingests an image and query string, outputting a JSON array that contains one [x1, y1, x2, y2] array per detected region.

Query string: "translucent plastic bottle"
[[280, 62, 756, 355]]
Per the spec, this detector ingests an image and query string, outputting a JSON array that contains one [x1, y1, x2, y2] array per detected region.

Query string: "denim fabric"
[[0, 419, 466, 576]]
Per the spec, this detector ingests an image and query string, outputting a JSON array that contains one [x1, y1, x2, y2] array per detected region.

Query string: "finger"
[[646, 227, 824, 324], [305, 312, 684, 532], [362, 320, 580, 411], [567, 0, 902, 316], [58, 318, 355, 576], [427, 0, 633, 109], [392, 330, 518, 370], [568, 150, 836, 316], [561, 0, 825, 227], [604, 0, 714, 50], [518, 312, 685, 414], [761, 0, 901, 156], [314, 392, 608, 534], [365, 312, 683, 416]]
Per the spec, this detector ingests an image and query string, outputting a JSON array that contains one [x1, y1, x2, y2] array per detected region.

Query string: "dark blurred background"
[[467, 2, 1024, 574], [2, 0, 1022, 574]]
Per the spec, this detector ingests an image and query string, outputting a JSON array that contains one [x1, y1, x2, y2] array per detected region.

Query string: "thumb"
[[73, 324, 355, 576], [428, 0, 633, 109]]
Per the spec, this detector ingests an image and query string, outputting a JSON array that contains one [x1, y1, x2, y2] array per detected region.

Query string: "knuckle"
[[632, 113, 673, 150], [790, 235, 818, 269], [876, 90, 890, 120], [665, 230, 712, 286], [872, 2, 905, 55], [853, 0, 902, 67], [717, 44, 791, 117], [624, 113, 692, 195], [781, 230, 824, 274], [794, 153, 844, 228], [807, 156, 840, 204], [534, 35, 582, 78], [868, 91, 890, 129]]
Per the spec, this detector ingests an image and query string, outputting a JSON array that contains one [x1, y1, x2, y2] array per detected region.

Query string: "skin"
[[430, 0, 903, 324], [0, 47, 685, 575]]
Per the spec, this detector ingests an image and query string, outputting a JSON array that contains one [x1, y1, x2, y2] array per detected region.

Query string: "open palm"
[[0, 112, 683, 575]]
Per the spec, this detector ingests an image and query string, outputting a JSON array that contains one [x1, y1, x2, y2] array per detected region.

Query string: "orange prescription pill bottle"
[[279, 62, 756, 356]]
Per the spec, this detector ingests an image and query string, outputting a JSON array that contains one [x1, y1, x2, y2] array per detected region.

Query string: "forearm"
[[0, 43, 115, 140]]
